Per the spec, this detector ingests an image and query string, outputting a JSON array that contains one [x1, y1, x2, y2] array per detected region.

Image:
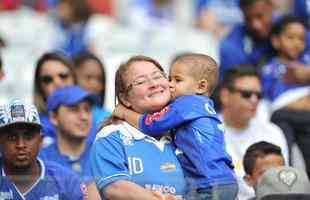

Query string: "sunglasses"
[[39, 71, 70, 84], [229, 87, 263, 100]]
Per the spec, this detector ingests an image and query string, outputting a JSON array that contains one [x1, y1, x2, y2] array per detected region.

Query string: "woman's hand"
[[152, 191, 183, 200]]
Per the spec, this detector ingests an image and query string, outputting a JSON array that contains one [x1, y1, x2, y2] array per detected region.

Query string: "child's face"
[[274, 22, 306, 60], [244, 154, 284, 187], [169, 63, 200, 99]]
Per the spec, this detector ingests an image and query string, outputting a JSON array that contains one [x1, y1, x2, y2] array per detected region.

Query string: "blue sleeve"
[[139, 96, 206, 136], [292, 0, 308, 20], [90, 132, 131, 190]]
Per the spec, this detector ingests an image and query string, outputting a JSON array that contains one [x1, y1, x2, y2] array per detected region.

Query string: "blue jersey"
[[0, 158, 87, 200], [220, 24, 274, 79], [292, 0, 310, 24], [139, 95, 236, 189], [39, 142, 92, 182], [261, 57, 310, 109], [90, 122, 186, 198]]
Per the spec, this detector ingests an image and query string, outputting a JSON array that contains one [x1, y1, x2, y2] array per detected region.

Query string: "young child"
[[113, 53, 238, 200], [243, 141, 285, 190], [260, 15, 310, 175], [261, 15, 310, 110]]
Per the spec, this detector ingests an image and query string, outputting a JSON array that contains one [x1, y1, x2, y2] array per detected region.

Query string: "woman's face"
[[39, 60, 74, 97], [75, 59, 104, 94], [122, 61, 171, 113]]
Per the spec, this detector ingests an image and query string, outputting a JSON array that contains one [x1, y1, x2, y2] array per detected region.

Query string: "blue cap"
[[47, 85, 92, 112]]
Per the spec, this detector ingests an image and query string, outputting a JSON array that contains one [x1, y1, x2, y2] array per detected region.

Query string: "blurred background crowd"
[[0, 0, 290, 109]]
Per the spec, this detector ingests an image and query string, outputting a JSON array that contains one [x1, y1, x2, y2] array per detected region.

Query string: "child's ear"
[[119, 93, 131, 108], [244, 174, 255, 186], [196, 79, 208, 94], [271, 35, 280, 50]]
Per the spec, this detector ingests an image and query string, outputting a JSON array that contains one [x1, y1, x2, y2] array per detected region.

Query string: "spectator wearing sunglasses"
[[33, 52, 75, 144], [219, 65, 289, 200]]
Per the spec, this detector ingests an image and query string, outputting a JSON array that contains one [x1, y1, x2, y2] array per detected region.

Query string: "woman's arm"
[[87, 181, 102, 200], [102, 180, 159, 200]]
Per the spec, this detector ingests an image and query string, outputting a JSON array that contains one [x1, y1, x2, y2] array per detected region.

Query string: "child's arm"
[[112, 104, 141, 129]]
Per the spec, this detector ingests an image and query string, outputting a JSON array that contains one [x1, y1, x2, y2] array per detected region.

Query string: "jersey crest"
[[145, 106, 170, 125]]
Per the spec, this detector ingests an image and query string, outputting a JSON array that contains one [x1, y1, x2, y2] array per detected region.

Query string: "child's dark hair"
[[271, 15, 308, 36], [243, 141, 283, 175]]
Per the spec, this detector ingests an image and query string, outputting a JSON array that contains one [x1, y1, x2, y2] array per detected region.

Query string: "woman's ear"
[[119, 93, 131, 108], [271, 35, 280, 50], [196, 79, 209, 94]]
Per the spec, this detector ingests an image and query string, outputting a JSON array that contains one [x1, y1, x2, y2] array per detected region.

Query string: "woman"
[[33, 52, 75, 140], [72, 51, 110, 120], [90, 56, 186, 199]]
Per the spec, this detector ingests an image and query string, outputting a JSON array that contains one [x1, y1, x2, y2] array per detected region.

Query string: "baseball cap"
[[255, 166, 310, 200], [47, 85, 92, 112], [0, 99, 41, 130]]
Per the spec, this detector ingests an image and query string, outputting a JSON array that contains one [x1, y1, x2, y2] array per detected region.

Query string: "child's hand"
[[112, 104, 128, 119], [283, 61, 310, 84]]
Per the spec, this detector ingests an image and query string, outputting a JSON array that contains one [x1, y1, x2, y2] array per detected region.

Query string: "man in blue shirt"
[[39, 85, 94, 181], [220, 0, 275, 79], [0, 99, 86, 200]]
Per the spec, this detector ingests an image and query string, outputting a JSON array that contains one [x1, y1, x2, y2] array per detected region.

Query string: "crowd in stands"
[[1, 0, 310, 199]]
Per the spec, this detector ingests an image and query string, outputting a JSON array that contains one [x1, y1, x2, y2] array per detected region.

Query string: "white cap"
[[0, 99, 41, 129]]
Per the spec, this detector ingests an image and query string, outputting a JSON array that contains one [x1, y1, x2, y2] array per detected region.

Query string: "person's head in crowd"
[[115, 55, 170, 114], [73, 52, 106, 106], [239, 0, 274, 40], [34, 52, 75, 113], [47, 85, 92, 142], [0, 55, 4, 81], [243, 141, 285, 188], [220, 65, 262, 129], [271, 15, 307, 61], [169, 53, 219, 99], [56, 0, 92, 26], [254, 166, 310, 199], [0, 99, 42, 174]]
